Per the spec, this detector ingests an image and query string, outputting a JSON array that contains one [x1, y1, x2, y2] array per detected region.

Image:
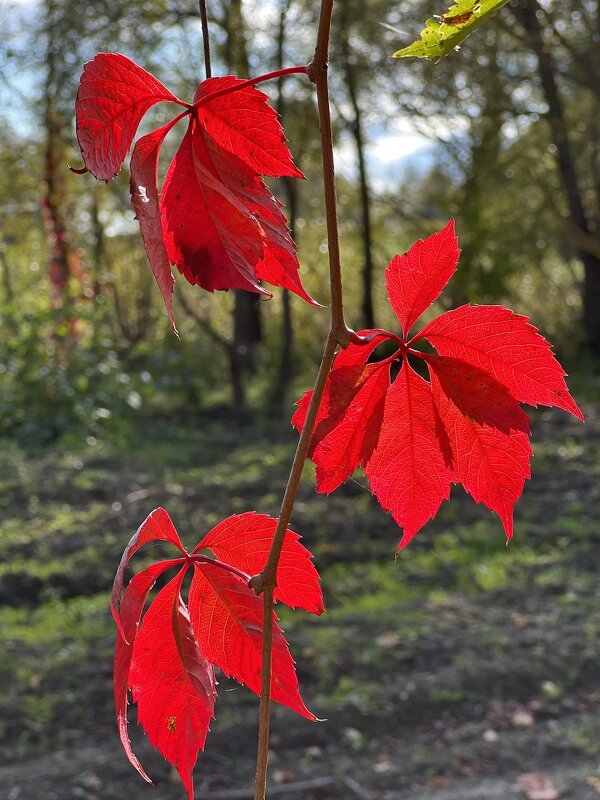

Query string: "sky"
[[0, 0, 436, 187]]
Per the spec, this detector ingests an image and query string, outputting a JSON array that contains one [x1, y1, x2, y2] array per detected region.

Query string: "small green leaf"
[[393, 0, 510, 61]]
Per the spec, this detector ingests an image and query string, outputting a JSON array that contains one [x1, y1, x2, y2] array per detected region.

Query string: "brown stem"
[[199, 0, 212, 78], [252, 2, 350, 799]]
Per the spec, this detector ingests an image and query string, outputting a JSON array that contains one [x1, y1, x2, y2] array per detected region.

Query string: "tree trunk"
[[517, 0, 600, 353], [269, 0, 296, 411], [225, 0, 263, 383], [341, 33, 375, 329], [43, 0, 72, 307]]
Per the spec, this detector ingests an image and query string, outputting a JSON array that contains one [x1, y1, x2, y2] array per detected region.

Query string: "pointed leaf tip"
[[386, 219, 459, 337]]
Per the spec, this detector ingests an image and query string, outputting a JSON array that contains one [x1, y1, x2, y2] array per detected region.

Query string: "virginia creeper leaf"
[[292, 331, 392, 453], [194, 512, 323, 615], [129, 570, 216, 800], [113, 509, 320, 794], [415, 305, 584, 420], [75, 56, 315, 317], [386, 219, 459, 337], [130, 120, 181, 332], [393, 0, 511, 61], [114, 558, 186, 783], [189, 561, 315, 720], [365, 362, 452, 549], [423, 354, 531, 435], [161, 120, 269, 295], [430, 370, 532, 540], [112, 507, 187, 637], [294, 222, 581, 546], [194, 77, 304, 179], [75, 53, 183, 180]]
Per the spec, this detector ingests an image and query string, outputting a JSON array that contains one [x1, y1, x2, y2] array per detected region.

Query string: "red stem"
[[190, 66, 309, 110], [187, 553, 251, 583]]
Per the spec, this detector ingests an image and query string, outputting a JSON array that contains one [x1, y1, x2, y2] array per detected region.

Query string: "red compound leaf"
[[194, 512, 323, 615], [293, 222, 582, 547], [74, 55, 315, 322], [112, 510, 319, 797]]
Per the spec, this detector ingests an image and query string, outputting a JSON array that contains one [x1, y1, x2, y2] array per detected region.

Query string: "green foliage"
[[393, 0, 510, 60]]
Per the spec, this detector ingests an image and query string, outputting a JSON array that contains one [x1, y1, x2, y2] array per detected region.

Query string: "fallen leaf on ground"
[[518, 773, 560, 799]]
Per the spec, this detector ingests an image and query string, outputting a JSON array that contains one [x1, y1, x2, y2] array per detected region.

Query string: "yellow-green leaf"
[[393, 0, 510, 61]]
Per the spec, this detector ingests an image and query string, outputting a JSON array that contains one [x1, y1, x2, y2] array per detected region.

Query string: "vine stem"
[[191, 66, 309, 109], [251, 2, 350, 799], [198, 0, 212, 79]]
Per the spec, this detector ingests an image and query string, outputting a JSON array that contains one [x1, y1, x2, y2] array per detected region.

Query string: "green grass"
[[0, 399, 598, 773]]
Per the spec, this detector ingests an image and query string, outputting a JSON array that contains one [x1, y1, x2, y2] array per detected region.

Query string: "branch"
[[176, 291, 230, 350], [205, 775, 378, 799], [199, 0, 212, 79], [252, 2, 353, 799]]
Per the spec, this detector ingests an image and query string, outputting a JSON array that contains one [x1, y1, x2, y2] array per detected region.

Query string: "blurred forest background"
[[1, 1, 600, 799]]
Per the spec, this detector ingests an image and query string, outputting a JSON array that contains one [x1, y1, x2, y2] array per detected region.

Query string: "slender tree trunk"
[[517, 0, 600, 353], [43, 0, 73, 308], [0, 249, 14, 304], [270, 0, 296, 411], [225, 0, 263, 394], [340, 27, 375, 329], [450, 45, 504, 307]]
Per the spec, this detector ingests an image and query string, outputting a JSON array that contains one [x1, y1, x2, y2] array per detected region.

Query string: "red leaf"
[[129, 570, 217, 800], [292, 331, 392, 457], [293, 224, 581, 545], [130, 121, 180, 332], [423, 354, 531, 435], [188, 561, 315, 720], [194, 77, 303, 179], [416, 304, 583, 420], [365, 361, 452, 548], [386, 220, 459, 337], [313, 363, 390, 494], [161, 121, 268, 295], [114, 558, 185, 784], [430, 369, 532, 540], [76, 60, 314, 305], [160, 115, 315, 303], [111, 507, 187, 638], [194, 513, 323, 615], [75, 53, 183, 180]]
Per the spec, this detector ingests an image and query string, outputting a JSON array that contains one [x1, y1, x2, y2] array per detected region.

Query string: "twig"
[[204, 775, 378, 799], [204, 776, 335, 799], [199, 0, 212, 79], [251, 2, 352, 799]]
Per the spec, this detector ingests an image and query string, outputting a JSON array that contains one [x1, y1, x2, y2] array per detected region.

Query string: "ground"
[[1, 399, 599, 800]]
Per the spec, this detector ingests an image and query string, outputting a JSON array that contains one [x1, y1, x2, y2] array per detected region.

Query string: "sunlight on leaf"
[[393, 0, 510, 61]]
